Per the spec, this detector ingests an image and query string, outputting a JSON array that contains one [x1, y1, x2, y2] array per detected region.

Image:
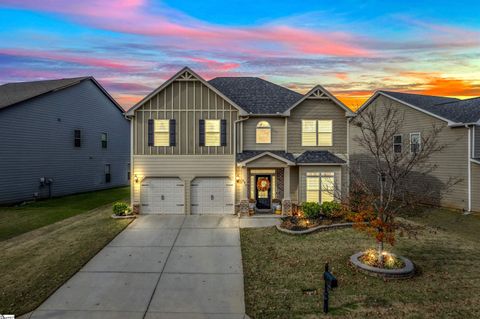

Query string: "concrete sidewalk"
[[28, 215, 247, 319]]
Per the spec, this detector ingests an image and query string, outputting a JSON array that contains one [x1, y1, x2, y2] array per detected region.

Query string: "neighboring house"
[[350, 91, 480, 212], [0, 77, 130, 204], [126, 67, 354, 215]]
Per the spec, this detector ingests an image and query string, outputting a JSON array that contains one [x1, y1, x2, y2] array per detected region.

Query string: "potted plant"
[[272, 198, 282, 214], [112, 201, 135, 218], [248, 198, 256, 215]]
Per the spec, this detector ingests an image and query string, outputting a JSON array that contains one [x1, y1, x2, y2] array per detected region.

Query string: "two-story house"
[[350, 91, 480, 213], [0, 77, 130, 204], [126, 67, 354, 215]]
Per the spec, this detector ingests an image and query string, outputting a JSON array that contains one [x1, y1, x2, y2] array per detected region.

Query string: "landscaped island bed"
[[241, 207, 480, 318], [0, 187, 132, 316]]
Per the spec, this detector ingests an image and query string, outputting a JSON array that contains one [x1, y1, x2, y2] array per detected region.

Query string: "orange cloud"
[[335, 73, 349, 81]]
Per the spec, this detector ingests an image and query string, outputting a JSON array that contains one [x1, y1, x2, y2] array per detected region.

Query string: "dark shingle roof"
[[295, 151, 346, 164], [236, 151, 296, 163], [432, 97, 480, 123], [0, 77, 89, 110], [209, 77, 303, 114], [380, 91, 480, 123], [237, 150, 345, 164]]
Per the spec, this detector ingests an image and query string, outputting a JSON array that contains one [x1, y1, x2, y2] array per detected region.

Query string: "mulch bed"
[[280, 215, 349, 231]]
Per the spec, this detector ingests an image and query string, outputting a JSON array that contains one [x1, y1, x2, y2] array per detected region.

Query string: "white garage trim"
[[191, 177, 235, 215]]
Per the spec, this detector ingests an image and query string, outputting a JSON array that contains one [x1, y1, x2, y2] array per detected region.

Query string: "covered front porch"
[[235, 150, 347, 216]]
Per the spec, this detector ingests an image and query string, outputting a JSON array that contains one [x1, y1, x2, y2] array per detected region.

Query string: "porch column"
[[284, 166, 291, 200], [241, 166, 248, 199]]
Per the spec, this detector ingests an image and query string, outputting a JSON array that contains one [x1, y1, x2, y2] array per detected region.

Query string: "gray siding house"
[[126, 67, 354, 215], [0, 77, 130, 204], [350, 91, 480, 212]]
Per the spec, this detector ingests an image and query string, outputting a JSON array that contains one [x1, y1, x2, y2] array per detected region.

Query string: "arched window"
[[256, 121, 271, 144]]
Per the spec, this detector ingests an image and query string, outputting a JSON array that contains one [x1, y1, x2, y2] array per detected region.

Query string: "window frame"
[[305, 171, 335, 203], [301, 120, 333, 147], [410, 132, 421, 154], [256, 121, 272, 144], [101, 132, 108, 149], [393, 134, 402, 154], [154, 119, 170, 147], [205, 119, 221, 147], [74, 129, 81, 148], [105, 164, 111, 183]]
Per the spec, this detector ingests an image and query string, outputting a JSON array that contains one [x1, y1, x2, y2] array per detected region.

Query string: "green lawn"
[[241, 208, 480, 318], [0, 186, 129, 240], [0, 188, 132, 316]]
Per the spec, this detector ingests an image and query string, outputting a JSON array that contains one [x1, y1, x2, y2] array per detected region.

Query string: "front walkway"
[[29, 215, 250, 319]]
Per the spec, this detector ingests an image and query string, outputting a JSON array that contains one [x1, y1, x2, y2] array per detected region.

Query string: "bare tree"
[[349, 103, 459, 265]]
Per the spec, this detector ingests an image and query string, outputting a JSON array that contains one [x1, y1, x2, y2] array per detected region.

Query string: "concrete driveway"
[[29, 215, 248, 319]]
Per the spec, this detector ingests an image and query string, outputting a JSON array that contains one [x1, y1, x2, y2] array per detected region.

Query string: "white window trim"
[[393, 134, 402, 153], [205, 119, 221, 147], [256, 121, 272, 144], [301, 120, 333, 147], [409, 132, 421, 153], [305, 172, 335, 203]]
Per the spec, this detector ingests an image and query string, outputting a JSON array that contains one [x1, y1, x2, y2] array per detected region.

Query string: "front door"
[[255, 175, 271, 209]]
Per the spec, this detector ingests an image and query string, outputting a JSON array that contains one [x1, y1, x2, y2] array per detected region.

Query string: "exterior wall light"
[[134, 175, 139, 183]]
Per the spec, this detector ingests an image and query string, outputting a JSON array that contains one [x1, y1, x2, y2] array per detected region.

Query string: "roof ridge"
[[433, 96, 480, 106], [380, 90, 460, 100], [1, 76, 90, 87]]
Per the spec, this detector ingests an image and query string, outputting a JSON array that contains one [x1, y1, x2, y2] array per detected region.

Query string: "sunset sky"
[[1, 0, 479, 110]]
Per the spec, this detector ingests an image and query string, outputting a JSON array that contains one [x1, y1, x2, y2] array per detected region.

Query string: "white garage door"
[[191, 177, 234, 215], [140, 178, 185, 214]]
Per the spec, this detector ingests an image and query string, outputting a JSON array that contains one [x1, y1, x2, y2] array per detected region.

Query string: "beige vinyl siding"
[[287, 99, 347, 154], [132, 155, 235, 213], [471, 163, 480, 212], [350, 94, 469, 210], [133, 80, 238, 155], [298, 166, 343, 203], [242, 117, 285, 151]]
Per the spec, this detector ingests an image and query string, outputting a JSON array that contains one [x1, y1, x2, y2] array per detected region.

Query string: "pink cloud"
[[0, 0, 372, 58], [0, 48, 148, 72], [186, 57, 240, 71]]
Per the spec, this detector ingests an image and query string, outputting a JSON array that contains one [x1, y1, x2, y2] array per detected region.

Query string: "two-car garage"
[[140, 177, 234, 215]]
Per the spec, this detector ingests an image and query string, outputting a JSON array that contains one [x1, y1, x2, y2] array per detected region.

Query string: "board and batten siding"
[[0, 79, 130, 204], [132, 155, 235, 212], [287, 99, 348, 155], [350, 94, 469, 210], [473, 125, 480, 158], [133, 80, 238, 156], [242, 117, 285, 151]]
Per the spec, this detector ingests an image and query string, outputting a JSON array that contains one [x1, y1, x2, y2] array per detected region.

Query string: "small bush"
[[320, 201, 343, 218], [302, 202, 321, 219], [112, 202, 131, 216]]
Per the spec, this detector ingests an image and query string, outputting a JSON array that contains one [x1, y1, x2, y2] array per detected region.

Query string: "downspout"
[[467, 125, 472, 212], [233, 117, 249, 207], [125, 114, 134, 206]]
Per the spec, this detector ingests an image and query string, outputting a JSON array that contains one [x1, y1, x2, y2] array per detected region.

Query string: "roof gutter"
[[466, 124, 472, 212], [234, 116, 249, 156]]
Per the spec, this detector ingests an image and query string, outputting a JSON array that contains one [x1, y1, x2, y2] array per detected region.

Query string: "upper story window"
[[101, 133, 108, 149], [205, 119, 221, 146], [74, 129, 81, 147], [410, 132, 421, 154], [256, 121, 271, 144], [302, 120, 333, 146], [154, 120, 170, 146], [393, 134, 402, 153]]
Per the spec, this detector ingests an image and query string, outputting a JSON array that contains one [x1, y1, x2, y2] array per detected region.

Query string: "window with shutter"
[[154, 120, 170, 146], [205, 119, 221, 146]]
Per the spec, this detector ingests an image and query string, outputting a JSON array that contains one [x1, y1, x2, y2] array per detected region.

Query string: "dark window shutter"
[[220, 119, 227, 146], [199, 119, 205, 146], [169, 119, 176, 146], [147, 119, 154, 146]]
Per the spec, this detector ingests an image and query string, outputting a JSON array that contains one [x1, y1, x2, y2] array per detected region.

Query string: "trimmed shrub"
[[302, 202, 321, 219], [113, 202, 132, 216], [320, 201, 342, 218]]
